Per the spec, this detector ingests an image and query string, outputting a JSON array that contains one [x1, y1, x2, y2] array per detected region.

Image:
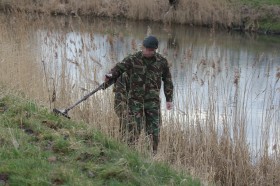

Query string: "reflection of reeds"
[[42, 60, 52, 109], [0, 13, 279, 186], [276, 67, 280, 80]]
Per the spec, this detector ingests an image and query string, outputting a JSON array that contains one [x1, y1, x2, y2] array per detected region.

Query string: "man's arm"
[[162, 60, 174, 106], [105, 55, 133, 81]]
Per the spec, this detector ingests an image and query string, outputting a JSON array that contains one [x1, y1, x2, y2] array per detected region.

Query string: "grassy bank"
[[235, 0, 280, 33], [1, 0, 280, 34], [0, 89, 199, 185]]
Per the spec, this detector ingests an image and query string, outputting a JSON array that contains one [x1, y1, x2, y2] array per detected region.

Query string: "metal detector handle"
[[65, 78, 116, 112], [101, 78, 116, 90]]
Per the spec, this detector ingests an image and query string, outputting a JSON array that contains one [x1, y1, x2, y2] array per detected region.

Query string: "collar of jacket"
[[139, 51, 162, 62]]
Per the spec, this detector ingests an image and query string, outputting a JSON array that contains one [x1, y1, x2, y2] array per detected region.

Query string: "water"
[[1, 14, 279, 153]]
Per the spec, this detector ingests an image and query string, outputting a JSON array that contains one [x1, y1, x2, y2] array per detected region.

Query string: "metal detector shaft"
[[56, 79, 115, 117], [64, 79, 115, 113]]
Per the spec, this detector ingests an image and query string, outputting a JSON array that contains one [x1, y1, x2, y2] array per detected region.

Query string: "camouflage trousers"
[[115, 100, 161, 152]]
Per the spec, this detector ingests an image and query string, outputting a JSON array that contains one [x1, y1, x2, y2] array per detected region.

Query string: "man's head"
[[142, 35, 158, 58]]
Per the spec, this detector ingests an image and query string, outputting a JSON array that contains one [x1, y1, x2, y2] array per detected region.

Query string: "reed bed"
[[0, 13, 280, 185], [0, 0, 237, 28]]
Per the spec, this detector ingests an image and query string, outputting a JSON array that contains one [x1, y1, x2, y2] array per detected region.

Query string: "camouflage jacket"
[[111, 51, 173, 105]]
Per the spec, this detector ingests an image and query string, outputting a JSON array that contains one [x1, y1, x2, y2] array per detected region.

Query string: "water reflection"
[[1, 14, 279, 153]]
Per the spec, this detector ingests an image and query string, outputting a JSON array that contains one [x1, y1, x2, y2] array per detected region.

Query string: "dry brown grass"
[[0, 12, 280, 185], [0, 0, 237, 27]]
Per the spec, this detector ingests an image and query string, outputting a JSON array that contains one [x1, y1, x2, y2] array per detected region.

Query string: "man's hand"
[[166, 102, 173, 110], [105, 73, 113, 82]]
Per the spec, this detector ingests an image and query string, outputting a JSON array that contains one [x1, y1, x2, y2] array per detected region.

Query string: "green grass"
[[234, 0, 280, 33], [259, 21, 280, 32], [240, 0, 280, 6], [0, 93, 200, 186]]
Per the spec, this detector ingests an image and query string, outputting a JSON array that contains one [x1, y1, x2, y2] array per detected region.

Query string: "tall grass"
[[0, 12, 279, 185], [159, 55, 280, 185], [2, 0, 280, 32], [0, 0, 237, 27]]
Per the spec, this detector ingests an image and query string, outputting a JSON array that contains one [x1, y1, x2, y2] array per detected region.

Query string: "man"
[[105, 35, 173, 152], [169, 0, 179, 10]]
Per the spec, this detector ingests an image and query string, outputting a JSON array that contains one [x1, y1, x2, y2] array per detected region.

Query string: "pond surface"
[[0, 14, 279, 153]]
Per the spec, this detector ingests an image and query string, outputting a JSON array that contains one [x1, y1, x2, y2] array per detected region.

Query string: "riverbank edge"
[[1, 2, 280, 35], [0, 87, 201, 185]]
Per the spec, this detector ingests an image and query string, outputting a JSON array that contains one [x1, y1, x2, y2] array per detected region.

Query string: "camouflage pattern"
[[113, 72, 130, 142], [113, 72, 129, 118], [111, 51, 173, 151]]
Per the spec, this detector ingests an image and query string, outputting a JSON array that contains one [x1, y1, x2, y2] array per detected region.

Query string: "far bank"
[[1, 0, 280, 34]]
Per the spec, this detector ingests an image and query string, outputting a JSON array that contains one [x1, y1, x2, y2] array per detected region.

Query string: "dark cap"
[[143, 35, 158, 49]]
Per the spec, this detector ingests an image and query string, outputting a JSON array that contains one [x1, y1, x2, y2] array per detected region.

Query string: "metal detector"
[[53, 79, 115, 119]]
